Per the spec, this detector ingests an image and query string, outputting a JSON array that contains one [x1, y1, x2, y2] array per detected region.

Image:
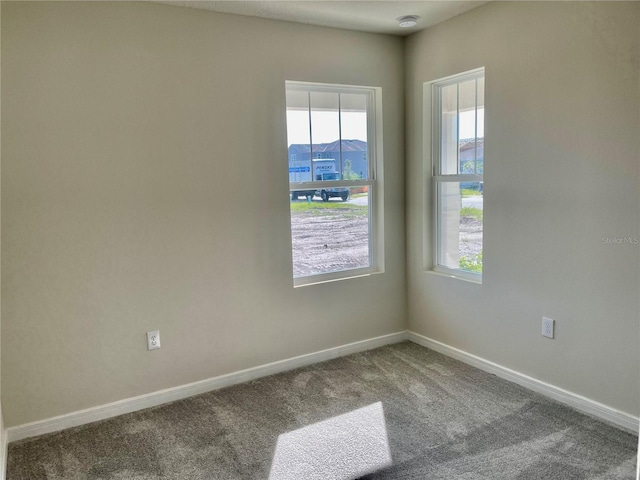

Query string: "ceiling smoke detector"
[[398, 15, 419, 28]]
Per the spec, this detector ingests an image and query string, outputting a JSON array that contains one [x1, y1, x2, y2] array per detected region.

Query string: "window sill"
[[428, 268, 482, 285], [293, 267, 382, 288]]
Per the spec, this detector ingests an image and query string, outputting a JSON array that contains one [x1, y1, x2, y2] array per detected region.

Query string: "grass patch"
[[460, 206, 483, 222], [461, 188, 482, 198], [290, 201, 367, 215], [459, 252, 483, 273]]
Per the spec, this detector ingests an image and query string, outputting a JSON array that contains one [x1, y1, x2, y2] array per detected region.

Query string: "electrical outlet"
[[542, 317, 554, 339], [147, 330, 161, 350]]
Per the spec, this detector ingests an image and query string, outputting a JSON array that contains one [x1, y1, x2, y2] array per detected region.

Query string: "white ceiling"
[[159, 1, 488, 36]]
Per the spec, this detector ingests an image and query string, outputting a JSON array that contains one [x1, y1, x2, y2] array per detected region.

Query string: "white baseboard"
[[6, 331, 408, 443], [0, 420, 6, 480], [7, 329, 637, 445], [407, 331, 640, 434]]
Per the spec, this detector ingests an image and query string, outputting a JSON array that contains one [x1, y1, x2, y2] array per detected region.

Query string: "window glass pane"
[[438, 182, 483, 274], [458, 79, 477, 111], [458, 79, 477, 174], [477, 76, 485, 108], [310, 92, 340, 174], [476, 77, 485, 175], [440, 84, 458, 175], [290, 187, 371, 278], [339, 93, 368, 180], [286, 90, 312, 183]]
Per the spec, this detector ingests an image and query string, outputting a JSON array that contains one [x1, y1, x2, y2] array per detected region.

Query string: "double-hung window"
[[431, 69, 484, 281], [285, 81, 381, 286]]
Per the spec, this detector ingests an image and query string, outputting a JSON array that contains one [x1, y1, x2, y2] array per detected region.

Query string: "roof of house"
[[459, 137, 483, 149], [289, 139, 367, 154], [459, 138, 484, 160]]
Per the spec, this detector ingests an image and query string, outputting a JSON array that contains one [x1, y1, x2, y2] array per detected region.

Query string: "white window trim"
[[286, 81, 384, 287], [424, 68, 484, 284]]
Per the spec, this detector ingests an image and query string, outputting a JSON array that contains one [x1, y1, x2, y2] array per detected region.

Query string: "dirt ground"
[[459, 217, 483, 259], [290, 204, 369, 278], [290, 202, 482, 278]]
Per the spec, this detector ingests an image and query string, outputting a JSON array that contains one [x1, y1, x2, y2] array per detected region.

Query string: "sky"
[[460, 109, 485, 139], [287, 111, 367, 146]]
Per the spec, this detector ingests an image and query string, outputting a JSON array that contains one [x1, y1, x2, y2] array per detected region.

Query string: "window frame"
[[428, 68, 484, 283], [285, 81, 383, 287]]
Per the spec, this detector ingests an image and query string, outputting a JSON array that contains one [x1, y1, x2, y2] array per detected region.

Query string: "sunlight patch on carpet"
[[269, 402, 392, 480]]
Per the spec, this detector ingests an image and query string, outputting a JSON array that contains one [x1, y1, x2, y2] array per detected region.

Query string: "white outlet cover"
[[542, 317, 554, 339], [147, 330, 161, 350]]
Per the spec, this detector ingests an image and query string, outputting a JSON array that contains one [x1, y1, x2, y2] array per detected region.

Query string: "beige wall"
[[406, 2, 640, 415], [1, 2, 406, 427]]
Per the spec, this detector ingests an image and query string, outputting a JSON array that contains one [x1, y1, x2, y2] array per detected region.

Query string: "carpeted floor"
[[7, 341, 638, 479]]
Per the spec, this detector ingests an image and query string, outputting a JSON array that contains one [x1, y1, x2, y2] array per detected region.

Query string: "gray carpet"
[[7, 342, 638, 479]]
